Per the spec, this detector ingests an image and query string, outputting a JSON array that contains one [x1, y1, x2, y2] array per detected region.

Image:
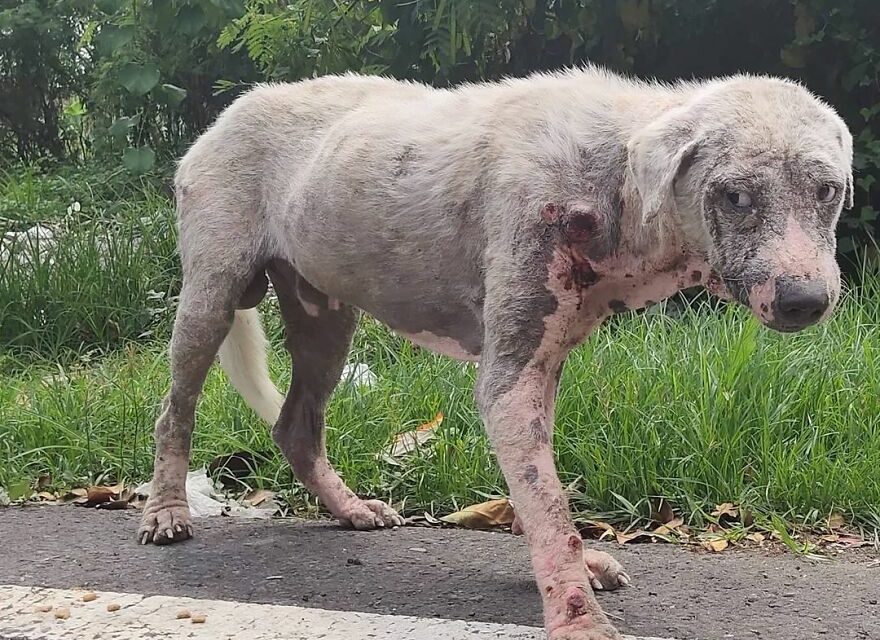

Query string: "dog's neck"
[[617, 176, 704, 274]]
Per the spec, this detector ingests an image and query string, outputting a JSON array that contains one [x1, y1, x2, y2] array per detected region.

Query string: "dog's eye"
[[726, 190, 752, 208], [817, 184, 837, 203]]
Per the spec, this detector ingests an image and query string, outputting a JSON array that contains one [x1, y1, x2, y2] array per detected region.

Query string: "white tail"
[[217, 308, 285, 425]]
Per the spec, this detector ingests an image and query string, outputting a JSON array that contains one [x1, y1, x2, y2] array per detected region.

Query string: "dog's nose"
[[772, 277, 829, 329]]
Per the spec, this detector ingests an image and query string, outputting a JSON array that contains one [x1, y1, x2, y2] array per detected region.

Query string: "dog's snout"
[[772, 277, 829, 329]]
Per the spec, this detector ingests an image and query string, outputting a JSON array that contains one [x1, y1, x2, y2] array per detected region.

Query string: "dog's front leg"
[[476, 333, 622, 639]]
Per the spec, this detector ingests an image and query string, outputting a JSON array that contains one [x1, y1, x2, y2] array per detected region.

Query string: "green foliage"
[[0, 0, 877, 253], [0, 0, 98, 161], [84, 0, 259, 169]]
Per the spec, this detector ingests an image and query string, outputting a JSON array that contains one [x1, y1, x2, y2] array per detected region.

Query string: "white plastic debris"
[[135, 469, 225, 518], [0, 224, 57, 266], [135, 469, 280, 519], [341, 362, 378, 388]]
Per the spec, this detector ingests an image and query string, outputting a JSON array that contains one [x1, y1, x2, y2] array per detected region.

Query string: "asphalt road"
[[0, 506, 878, 639]]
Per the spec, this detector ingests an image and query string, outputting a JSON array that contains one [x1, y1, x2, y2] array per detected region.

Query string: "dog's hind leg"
[[268, 260, 404, 529], [138, 190, 262, 544]]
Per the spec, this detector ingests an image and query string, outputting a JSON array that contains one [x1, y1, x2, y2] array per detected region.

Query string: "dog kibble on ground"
[[54, 607, 70, 619], [191, 614, 207, 624], [81, 592, 97, 602], [176, 609, 191, 619], [106, 603, 121, 612]]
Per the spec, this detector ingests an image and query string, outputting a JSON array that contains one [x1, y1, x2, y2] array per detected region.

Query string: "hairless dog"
[[139, 66, 853, 639]]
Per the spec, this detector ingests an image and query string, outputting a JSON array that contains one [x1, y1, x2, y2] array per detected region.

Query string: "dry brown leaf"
[[828, 512, 845, 531], [390, 412, 443, 457], [440, 498, 515, 529], [35, 474, 52, 491], [747, 532, 766, 543], [615, 529, 656, 545], [711, 502, 739, 519], [243, 488, 274, 507], [580, 519, 616, 538], [86, 486, 117, 504], [35, 491, 57, 501], [702, 538, 729, 552], [832, 533, 868, 548], [653, 517, 685, 536]]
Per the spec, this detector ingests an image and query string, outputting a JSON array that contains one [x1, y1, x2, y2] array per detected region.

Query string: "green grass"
[[3, 285, 879, 530], [2, 163, 879, 532], [0, 164, 179, 360]]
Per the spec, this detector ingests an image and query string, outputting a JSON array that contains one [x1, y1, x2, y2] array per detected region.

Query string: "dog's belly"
[[395, 329, 481, 361]]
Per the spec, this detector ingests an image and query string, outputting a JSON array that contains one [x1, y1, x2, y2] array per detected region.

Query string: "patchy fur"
[[140, 66, 853, 640]]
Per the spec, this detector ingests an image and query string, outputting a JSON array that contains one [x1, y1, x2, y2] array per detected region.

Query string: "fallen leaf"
[[440, 497, 514, 529], [59, 488, 89, 504], [828, 512, 845, 531], [653, 517, 685, 536], [35, 491, 57, 501], [614, 529, 657, 545], [35, 474, 52, 491], [423, 511, 441, 525], [390, 412, 443, 457], [243, 488, 274, 507], [711, 502, 739, 520], [747, 532, 766, 543], [702, 538, 729, 553], [95, 500, 129, 511], [86, 485, 121, 504], [829, 533, 868, 548]]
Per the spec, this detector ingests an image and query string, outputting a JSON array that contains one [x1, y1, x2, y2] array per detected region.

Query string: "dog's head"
[[627, 76, 853, 332]]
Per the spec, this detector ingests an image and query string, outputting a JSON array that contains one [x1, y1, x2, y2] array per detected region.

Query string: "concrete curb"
[[0, 585, 675, 640]]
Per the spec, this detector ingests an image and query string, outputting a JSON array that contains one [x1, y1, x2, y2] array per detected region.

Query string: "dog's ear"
[[626, 108, 699, 225]]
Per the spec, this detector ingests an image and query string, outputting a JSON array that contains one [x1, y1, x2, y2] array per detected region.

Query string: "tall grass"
[[1, 164, 878, 531], [0, 166, 179, 360], [3, 282, 879, 529]]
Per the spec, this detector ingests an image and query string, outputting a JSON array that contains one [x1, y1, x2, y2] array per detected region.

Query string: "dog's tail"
[[217, 308, 285, 425]]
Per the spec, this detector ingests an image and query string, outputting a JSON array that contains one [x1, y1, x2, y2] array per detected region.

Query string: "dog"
[[139, 66, 853, 640]]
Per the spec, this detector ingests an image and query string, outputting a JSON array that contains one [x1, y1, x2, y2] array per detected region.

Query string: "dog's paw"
[[583, 549, 630, 591], [138, 499, 193, 545], [339, 499, 405, 530]]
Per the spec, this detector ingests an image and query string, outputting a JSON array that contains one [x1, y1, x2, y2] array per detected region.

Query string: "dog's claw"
[[138, 499, 193, 546], [583, 549, 629, 592]]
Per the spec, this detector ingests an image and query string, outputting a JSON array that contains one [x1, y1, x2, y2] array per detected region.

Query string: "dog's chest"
[[549, 246, 709, 322]]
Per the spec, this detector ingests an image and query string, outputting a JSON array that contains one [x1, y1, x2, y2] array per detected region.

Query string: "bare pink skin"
[[481, 236, 712, 638], [397, 330, 480, 361], [294, 456, 404, 529], [746, 215, 841, 322]]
